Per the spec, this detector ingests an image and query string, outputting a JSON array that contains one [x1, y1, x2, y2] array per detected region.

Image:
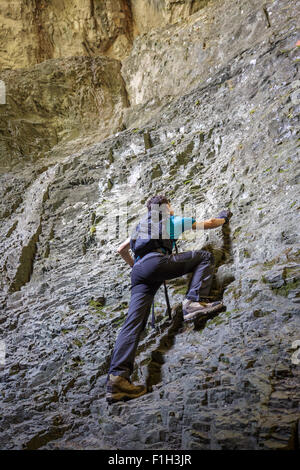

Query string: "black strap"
[[151, 301, 155, 329], [163, 281, 172, 320], [151, 283, 171, 330], [150, 243, 178, 329]]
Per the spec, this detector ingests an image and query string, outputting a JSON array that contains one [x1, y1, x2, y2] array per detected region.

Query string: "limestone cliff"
[[0, 0, 208, 68], [0, 56, 128, 168], [0, 0, 299, 450]]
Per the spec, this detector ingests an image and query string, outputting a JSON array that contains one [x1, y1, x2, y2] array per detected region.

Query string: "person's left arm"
[[192, 218, 226, 230], [191, 209, 232, 230]]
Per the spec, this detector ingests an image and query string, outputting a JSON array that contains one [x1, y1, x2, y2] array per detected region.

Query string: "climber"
[[106, 194, 232, 404]]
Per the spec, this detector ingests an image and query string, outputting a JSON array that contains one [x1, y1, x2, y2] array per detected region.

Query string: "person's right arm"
[[117, 237, 134, 267]]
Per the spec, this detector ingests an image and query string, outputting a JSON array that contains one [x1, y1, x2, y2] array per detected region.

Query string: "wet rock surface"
[[0, 0, 300, 450]]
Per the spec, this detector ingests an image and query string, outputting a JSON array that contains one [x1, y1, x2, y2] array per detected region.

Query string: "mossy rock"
[[263, 258, 279, 269], [274, 279, 300, 297], [233, 227, 242, 239], [112, 312, 126, 327], [175, 141, 194, 166], [151, 164, 162, 179], [90, 225, 96, 236], [208, 316, 225, 326], [89, 298, 106, 316], [174, 286, 187, 295]]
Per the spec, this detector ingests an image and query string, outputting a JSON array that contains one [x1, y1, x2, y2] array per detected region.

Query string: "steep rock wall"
[[131, 0, 211, 34], [122, 0, 299, 126], [0, 0, 299, 451], [0, 0, 133, 67], [0, 0, 208, 69]]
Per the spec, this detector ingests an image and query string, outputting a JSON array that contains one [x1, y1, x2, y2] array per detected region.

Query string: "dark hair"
[[146, 194, 170, 212]]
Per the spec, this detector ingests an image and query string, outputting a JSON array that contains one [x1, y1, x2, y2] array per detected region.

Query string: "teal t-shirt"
[[167, 215, 196, 248]]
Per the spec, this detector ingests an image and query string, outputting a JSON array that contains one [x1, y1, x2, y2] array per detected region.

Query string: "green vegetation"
[[90, 225, 96, 236], [72, 357, 85, 367], [6, 220, 18, 238], [263, 258, 278, 269], [233, 227, 242, 239], [253, 309, 273, 318], [174, 286, 187, 295], [275, 279, 300, 297], [112, 312, 126, 327], [89, 299, 106, 316], [207, 315, 225, 327], [191, 185, 201, 192], [198, 132, 205, 143], [245, 292, 258, 303], [226, 286, 241, 299], [151, 164, 162, 179]]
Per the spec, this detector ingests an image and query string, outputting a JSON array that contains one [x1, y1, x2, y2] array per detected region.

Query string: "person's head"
[[146, 194, 174, 215]]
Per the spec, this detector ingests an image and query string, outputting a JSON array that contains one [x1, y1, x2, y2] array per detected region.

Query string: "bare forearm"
[[204, 218, 226, 229], [118, 249, 134, 267], [193, 218, 226, 230], [117, 237, 134, 266]]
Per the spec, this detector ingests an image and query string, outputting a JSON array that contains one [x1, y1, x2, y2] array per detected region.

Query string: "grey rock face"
[[0, 0, 299, 450]]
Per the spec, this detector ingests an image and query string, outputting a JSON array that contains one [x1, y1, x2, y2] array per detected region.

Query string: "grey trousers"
[[108, 249, 215, 379]]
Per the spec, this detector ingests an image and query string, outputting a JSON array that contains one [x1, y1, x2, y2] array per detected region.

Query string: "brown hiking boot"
[[182, 299, 224, 322], [106, 374, 147, 404]]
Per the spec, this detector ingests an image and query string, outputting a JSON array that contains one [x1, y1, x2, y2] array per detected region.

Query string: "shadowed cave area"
[[0, 0, 299, 450]]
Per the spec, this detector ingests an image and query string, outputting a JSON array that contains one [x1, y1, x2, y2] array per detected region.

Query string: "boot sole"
[[183, 303, 224, 323], [106, 389, 147, 405]]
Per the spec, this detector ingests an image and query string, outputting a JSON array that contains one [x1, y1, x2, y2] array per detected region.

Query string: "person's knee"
[[195, 249, 215, 265], [208, 251, 215, 265]]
